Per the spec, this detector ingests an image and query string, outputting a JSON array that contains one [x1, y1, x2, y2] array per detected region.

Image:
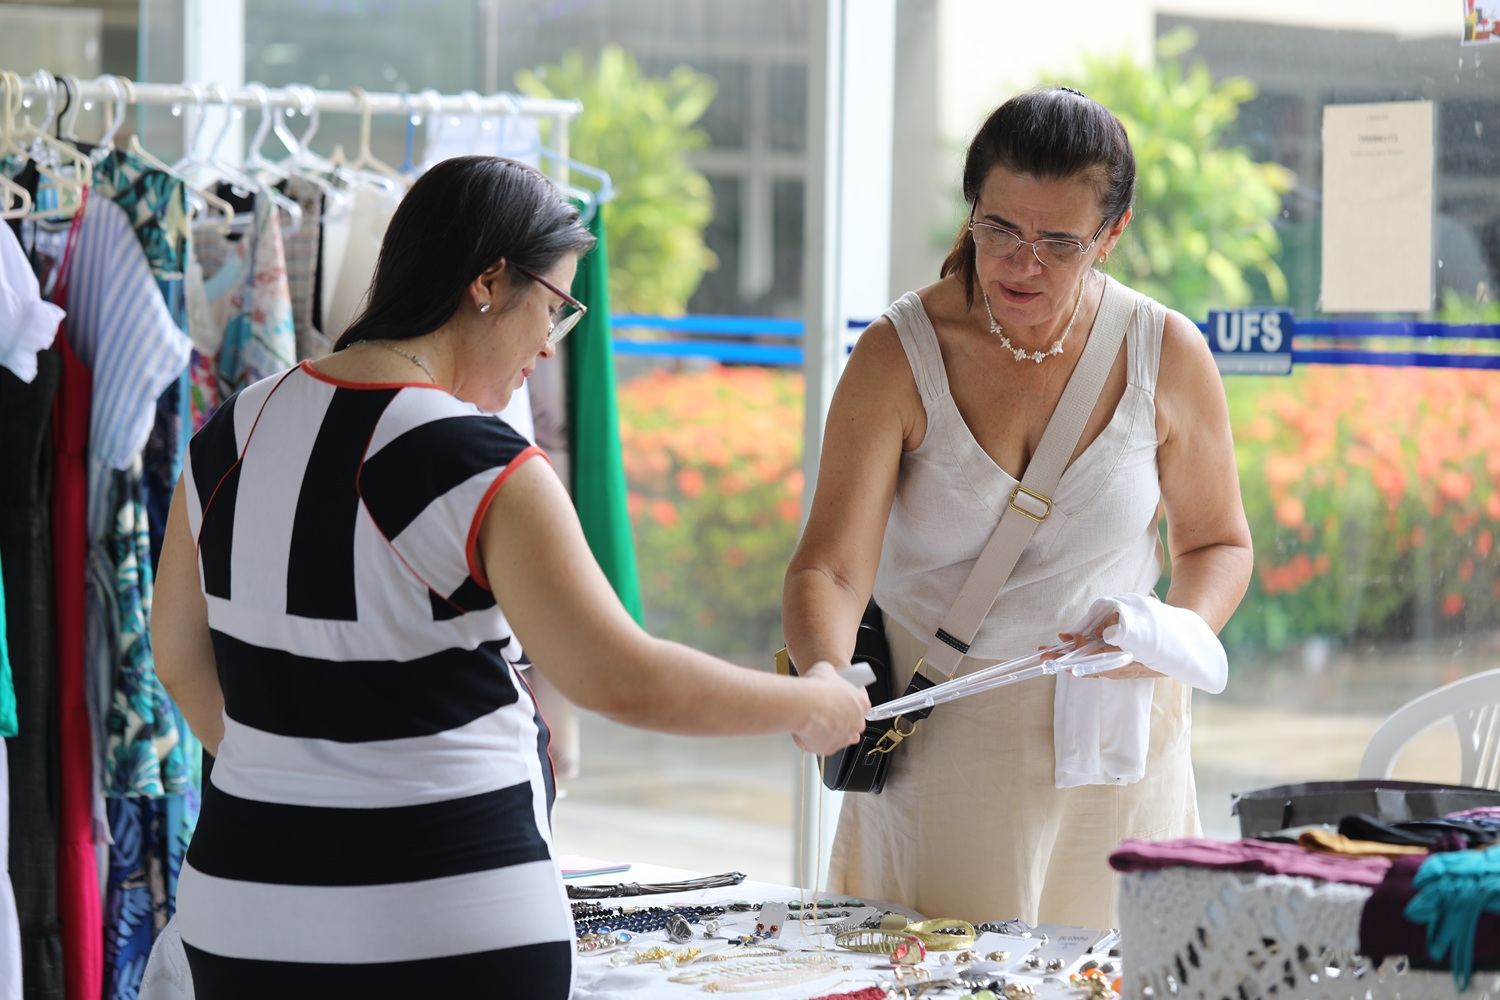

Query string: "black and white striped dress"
[[176, 361, 573, 998]]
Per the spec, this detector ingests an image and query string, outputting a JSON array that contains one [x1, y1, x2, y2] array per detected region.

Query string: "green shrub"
[[516, 45, 718, 314], [1047, 28, 1293, 320]]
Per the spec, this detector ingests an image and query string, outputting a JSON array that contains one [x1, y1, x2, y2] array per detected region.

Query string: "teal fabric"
[[0, 548, 15, 737], [1404, 846, 1500, 990]]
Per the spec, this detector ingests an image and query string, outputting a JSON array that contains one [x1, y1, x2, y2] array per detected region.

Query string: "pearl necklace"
[[354, 339, 436, 383], [980, 272, 1088, 364]]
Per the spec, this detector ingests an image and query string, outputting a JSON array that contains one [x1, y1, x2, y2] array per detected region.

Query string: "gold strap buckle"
[[867, 715, 917, 757], [1008, 485, 1052, 522]]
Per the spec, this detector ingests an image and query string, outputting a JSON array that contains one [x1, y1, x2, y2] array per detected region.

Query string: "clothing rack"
[[8, 73, 582, 167]]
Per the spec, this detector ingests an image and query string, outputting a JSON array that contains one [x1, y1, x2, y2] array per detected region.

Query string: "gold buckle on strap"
[[1008, 485, 1052, 522], [867, 715, 917, 757]]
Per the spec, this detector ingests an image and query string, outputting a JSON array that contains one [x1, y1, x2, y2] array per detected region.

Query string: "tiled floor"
[[550, 693, 1465, 888]]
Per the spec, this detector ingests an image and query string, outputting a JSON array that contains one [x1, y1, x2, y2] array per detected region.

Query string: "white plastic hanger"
[[110, 77, 234, 232], [282, 84, 336, 174], [0, 71, 91, 220], [209, 85, 301, 234], [864, 638, 1133, 721], [87, 73, 129, 157], [329, 86, 410, 190], [0, 72, 33, 218], [242, 82, 291, 182]]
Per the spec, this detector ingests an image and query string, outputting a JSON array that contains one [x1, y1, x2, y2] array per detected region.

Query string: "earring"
[[1099, 250, 1109, 265], [478, 301, 491, 313]]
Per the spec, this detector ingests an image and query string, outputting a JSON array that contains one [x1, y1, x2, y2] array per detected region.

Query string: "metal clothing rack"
[[8, 73, 583, 170]]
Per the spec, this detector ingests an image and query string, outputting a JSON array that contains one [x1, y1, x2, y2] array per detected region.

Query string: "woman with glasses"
[[149, 155, 869, 998], [783, 89, 1252, 929]]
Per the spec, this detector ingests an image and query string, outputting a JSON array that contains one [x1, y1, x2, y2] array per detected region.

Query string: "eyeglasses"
[[968, 217, 1110, 269], [515, 265, 588, 344]]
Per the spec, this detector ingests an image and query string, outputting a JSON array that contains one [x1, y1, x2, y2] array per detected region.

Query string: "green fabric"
[[0, 549, 15, 737], [566, 206, 643, 623]]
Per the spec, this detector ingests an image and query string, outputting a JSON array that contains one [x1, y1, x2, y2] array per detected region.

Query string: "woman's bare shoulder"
[[912, 274, 971, 329]]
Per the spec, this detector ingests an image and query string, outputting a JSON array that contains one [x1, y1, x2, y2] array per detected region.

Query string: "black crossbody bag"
[[778, 280, 1132, 793]]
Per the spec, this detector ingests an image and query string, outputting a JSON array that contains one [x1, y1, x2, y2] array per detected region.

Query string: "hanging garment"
[[91, 150, 192, 570], [101, 463, 189, 800], [58, 194, 191, 526], [0, 350, 65, 1000], [565, 206, 642, 623], [57, 192, 189, 814], [175, 363, 571, 997], [419, 115, 539, 173], [828, 279, 1197, 930], [322, 182, 400, 342], [181, 257, 221, 432], [0, 544, 13, 740], [55, 193, 192, 1000], [1, 739, 22, 1000], [0, 225, 64, 383], [100, 463, 191, 1000], [192, 195, 297, 401], [52, 264, 104, 1000], [77, 151, 191, 1000], [280, 174, 332, 361]]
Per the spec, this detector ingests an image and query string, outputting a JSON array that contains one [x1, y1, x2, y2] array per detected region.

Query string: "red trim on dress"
[[466, 445, 548, 589]]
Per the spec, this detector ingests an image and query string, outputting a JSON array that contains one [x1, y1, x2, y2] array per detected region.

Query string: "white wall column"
[[181, 0, 244, 161], [796, 0, 897, 890]]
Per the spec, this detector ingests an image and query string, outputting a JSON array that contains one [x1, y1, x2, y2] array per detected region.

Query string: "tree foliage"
[[1047, 29, 1294, 320], [516, 45, 718, 314]]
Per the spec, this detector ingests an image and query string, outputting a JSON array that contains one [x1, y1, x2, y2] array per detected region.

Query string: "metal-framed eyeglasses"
[[968, 216, 1110, 269], [515, 266, 588, 344]]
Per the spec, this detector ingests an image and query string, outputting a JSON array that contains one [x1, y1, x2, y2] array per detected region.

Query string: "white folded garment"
[[0, 225, 65, 383], [1053, 593, 1227, 788]]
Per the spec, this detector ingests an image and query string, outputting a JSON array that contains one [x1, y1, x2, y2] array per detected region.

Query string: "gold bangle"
[[902, 918, 977, 951], [833, 929, 923, 955]]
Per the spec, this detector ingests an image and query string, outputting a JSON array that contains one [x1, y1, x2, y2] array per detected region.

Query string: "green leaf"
[[517, 46, 719, 313]]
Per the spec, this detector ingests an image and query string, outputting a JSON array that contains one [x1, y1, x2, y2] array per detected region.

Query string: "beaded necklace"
[[980, 270, 1088, 364], [572, 903, 723, 939]]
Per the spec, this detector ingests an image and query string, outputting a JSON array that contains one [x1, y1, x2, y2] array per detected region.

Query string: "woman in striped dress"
[[150, 155, 869, 999]]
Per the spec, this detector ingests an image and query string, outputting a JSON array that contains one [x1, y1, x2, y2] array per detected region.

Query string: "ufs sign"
[[1205, 309, 1294, 375]]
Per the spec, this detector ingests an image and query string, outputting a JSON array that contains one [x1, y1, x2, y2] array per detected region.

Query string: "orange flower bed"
[[1228, 366, 1500, 649]]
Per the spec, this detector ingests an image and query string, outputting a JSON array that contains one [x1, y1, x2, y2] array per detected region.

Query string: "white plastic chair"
[[1358, 668, 1500, 789]]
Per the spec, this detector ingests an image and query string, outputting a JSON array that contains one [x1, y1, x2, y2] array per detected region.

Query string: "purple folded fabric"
[[1109, 837, 1392, 886], [1447, 807, 1500, 822], [1361, 853, 1500, 971]]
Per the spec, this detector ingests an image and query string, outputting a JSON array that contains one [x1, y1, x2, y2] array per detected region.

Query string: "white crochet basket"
[[1117, 867, 1500, 1000]]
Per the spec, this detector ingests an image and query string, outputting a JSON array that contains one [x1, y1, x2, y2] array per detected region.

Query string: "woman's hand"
[[790, 661, 871, 755], [1050, 618, 1166, 681]]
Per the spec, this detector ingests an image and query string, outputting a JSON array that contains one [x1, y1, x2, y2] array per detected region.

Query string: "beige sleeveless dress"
[[827, 277, 1200, 929]]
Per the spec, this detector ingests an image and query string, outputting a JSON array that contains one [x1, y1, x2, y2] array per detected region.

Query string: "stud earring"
[[478, 301, 491, 313]]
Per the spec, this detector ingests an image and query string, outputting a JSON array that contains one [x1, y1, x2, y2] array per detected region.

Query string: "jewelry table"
[[571, 863, 1119, 999]]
